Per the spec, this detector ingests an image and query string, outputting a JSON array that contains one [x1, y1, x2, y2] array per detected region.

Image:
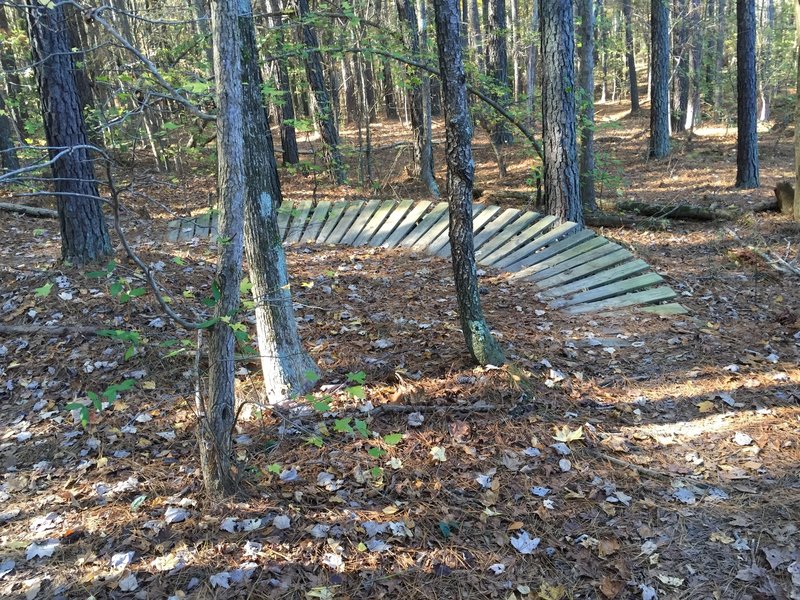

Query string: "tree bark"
[[540, 0, 582, 224], [525, 0, 539, 127], [649, 0, 671, 158], [0, 92, 19, 172], [266, 0, 299, 164], [201, 0, 247, 497], [237, 0, 319, 405], [684, 0, 701, 129], [672, 0, 689, 132], [0, 6, 26, 139], [735, 0, 759, 188], [487, 0, 513, 145], [796, 0, 800, 222], [431, 0, 505, 366], [577, 0, 596, 211], [396, 0, 439, 197], [297, 0, 346, 184], [713, 0, 726, 110], [622, 0, 640, 113], [757, 0, 775, 121], [26, 1, 112, 266]]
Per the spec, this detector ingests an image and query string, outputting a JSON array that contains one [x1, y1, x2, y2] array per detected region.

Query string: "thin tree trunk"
[[469, 0, 483, 68], [672, 0, 689, 133], [0, 6, 27, 138], [577, 0, 596, 210], [758, 0, 774, 121], [0, 92, 19, 172], [649, 0, 671, 158], [431, 0, 505, 366], [191, 0, 216, 78], [714, 0, 726, 110], [487, 0, 513, 145], [735, 0, 759, 188], [795, 0, 800, 221], [510, 0, 521, 101], [27, 1, 112, 266], [267, 0, 299, 164], [684, 0, 702, 129], [297, 0, 346, 184], [237, 0, 319, 405], [541, 0, 582, 224], [622, 0, 639, 113], [597, 0, 608, 103], [382, 59, 398, 118], [526, 0, 539, 127], [200, 0, 247, 497]]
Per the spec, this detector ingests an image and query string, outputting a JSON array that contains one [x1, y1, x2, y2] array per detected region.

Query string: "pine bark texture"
[[735, 0, 759, 188], [796, 0, 800, 221], [267, 0, 299, 164], [396, 0, 439, 197], [487, 0, 512, 145], [540, 0, 582, 224], [237, 0, 319, 405], [297, 0, 346, 184], [431, 0, 505, 366], [622, 0, 640, 113], [673, 0, 689, 133], [26, 1, 112, 266], [576, 0, 596, 211], [649, 0, 670, 158], [714, 0, 726, 109], [684, 0, 702, 129], [201, 0, 247, 496], [525, 0, 538, 126]]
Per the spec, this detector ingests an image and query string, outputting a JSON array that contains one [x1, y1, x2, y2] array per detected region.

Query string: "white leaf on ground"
[[510, 530, 540, 554], [0, 559, 15, 578], [475, 468, 496, 489], [119, 573, 138, 591], [430, 446, 447, 462], [733, 432, 753, 446], [310, 523, 331, 538], [322, 553, 343, 571], [639, 583, 657, 600], [407, 412, 424, 427], [157, 430, 176, 440], [363, 521, 388, 537], [279, 468, 298, 482], [26, 539, 59, 560], [558, 459, 572, 472], [273, 515, 291, 530], [24, 578, 41, 600], [488, 563, 506, 575], [365, 539, 390, 552], [134, 413, 152, 423], [230, 563, 257, 584], [372, 339, 394, 349], [209, 571, 231, 589], [241, 518, 263, 532], [164, 507, 189, 524], [243, 541, 262, 558], [641, 540, 658, 555], [220, 517, 238, 533], [523, 447, 541, 457], [672, 488, 696, 505], [656, 573, 684, 587], [110, 551, 134, 570], [550, 442, 571, 456], [531, 486, 551, 497]]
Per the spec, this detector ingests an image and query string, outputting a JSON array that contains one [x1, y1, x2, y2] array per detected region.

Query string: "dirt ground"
[[1, 101, 799, 599]]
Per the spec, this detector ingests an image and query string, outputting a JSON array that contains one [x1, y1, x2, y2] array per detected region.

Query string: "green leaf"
[[197, 317, 220, 329], [304, 370, 321, 384], [66, 403, 89, 427], [354, 419, 370, 438], [109, 281, 123, 298], [346, 385, 365, 399], [87, 391, 101, 410], [34, 282, 53, 297], [124, 345, 136, 361], [130, 494, 147, 511], [370, 466, 383, 479], [86, 269, 108, 278], [306, 435, 324, 448], [312, 399, 330, 412], [383, 433, 403, 446], [346, 371, 366, 384], [367, 447, 386, 458], [172, 256, 185, 266], [333, 418, 353, 434], [128, 287, 147, 298], [267, 463, 282, 474], [240, 278, 252, 295]]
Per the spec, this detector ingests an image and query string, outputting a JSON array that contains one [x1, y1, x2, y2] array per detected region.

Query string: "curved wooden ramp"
[[167, 200, 686, 316]]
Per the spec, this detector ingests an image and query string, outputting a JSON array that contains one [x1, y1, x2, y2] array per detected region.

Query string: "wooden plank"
[[193, 212, 213, 238], [353, 200, 398, 246], [210, 212, 219, 237], [639, 303, 689, 316], [564, 286, 678, 315], [285, 199, 314, 244], [166, 219, 181, 242], [341, 199, 381, 246], [414, 202, 478, 252], [179, 218, 196, 241], [277, 202, 293, 239], [506, 228, 595, 273], [540, 259, 651, 299], [494, 221, 579, 270], [314, 202, 348, 243], [301, 201, 332, 243], [480, 214, 556, 266], [549, 272, 664, 309], [325, 201, 366, 245], [472, 208, 521, 252], [381, 200, 433, 247], [368, 199, 417, 246], [399, 202, 449, 248], [510, 236, 610, 281], [533, 248, 633, 291], [434, 204, 500, 257]]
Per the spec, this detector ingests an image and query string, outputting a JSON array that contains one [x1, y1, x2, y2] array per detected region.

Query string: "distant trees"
[[26, 1, 112, 266], [540, 0, 582, 224], [649, 0, 671, 159], [735, 0, 760, 188], [432, 0, 505, 366], [622, 0, 639, 114], [576, 0, 596, 212]]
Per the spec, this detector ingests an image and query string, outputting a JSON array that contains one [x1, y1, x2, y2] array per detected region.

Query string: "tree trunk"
[[487, 0, 513, 145], [758, 0, 774, 121], [649, 0, 671, 158], [26, 1, 112, 266], [622, 0, 640, 113], [191, 0, 216, 78], [0, 92, 19, 172], [684, 0, 701, 129], [201, 0, 247, 497], [795, 0, 800, 221], [468, 0, 483, 67], [672, 0, 689, 133], [396, 0, 439, 197], [735, 0, 759, 188], [297, 0, 346, 184], [540, 0, 582, 224], [577, 0, 596, 211], [0, 6, 27, 138], [266, 0, 299, 164], [525, 0, 539, 127], [382, 59, 398, 118], [510, 0, 521, 100], [431, 0, 505, 366], [237, 0, 319, 405], [597, 0, 608, 103], [714, 0, 726, 110]]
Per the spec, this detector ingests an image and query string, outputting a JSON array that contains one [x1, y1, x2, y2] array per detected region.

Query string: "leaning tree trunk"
[[622, 0, 639, 113], [576, 0, 596, 211], [540, 0, 582, 224], [735, 0, 759, 188], [237, 0, 319, 405], [267, 0, 299, 164], [396, 0, 439, 197], [431, 0, 505, 366], [487, 0, 513, 145], [26, 1, 112, 266], [649, 0, 670, 158], [201, 0, 247, 496], [297, 0, 346, 184]]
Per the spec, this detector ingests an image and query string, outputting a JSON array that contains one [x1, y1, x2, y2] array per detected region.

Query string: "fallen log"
[[584, 211, 669, 229], [613, 200, 737, 221], [0, 202, 58, 219]]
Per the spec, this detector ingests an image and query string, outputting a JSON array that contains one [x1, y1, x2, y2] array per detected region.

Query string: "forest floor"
[[1, 100, 799, 600]]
